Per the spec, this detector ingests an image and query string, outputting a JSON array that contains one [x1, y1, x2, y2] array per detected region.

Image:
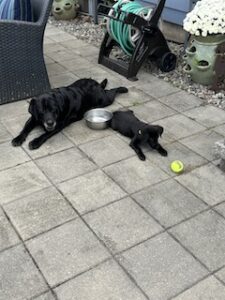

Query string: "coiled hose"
[[106, 0, 153, 56]]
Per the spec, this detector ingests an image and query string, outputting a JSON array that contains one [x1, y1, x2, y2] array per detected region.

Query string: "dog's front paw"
[[29, 138, 41, 150], [12, 135, 25, 147], [138, 153, 146, 161], [160, 149, 168, 157]]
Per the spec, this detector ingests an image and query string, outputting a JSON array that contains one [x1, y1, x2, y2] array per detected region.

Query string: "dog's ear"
[[148, 125, 164, 137], [153, 125, 164, 137], [28, 98, 38, 119], [100, 78, 108, 89]]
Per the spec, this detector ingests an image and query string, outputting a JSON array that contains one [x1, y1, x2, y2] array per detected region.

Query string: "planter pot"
[[183, 34, 225, 85], [52, 0, 79, 20]]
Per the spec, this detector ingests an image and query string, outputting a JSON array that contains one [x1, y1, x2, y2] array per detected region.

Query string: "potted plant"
[[183, 0, 225, 85]]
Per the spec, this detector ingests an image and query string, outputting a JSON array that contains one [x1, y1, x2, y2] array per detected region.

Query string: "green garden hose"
[[107, 0, 153, 56]]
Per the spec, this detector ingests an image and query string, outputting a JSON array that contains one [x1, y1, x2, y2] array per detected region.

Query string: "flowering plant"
[[183, 0, 225, 37]]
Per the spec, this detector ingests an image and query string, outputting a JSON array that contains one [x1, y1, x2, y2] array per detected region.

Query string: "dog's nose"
[[46, 120, 54, 126]]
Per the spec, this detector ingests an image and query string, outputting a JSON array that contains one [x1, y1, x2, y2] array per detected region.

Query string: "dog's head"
[[139, 125, 164, 146], [29, 94, 62, 132]]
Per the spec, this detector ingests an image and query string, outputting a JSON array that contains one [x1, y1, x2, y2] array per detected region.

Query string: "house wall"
[[141, 0, 196, 25]]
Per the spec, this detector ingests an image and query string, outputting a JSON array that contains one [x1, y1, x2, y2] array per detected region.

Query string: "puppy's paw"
[[29, 138, 41, 150], [12, 135, 25, 147], [138, 153, 146, 161], [160, 149, 168, 157]]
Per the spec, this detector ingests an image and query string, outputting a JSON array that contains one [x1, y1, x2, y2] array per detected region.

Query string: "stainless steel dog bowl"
[[84, 108, 113, 130]]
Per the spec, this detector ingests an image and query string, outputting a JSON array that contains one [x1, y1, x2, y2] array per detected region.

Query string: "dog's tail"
[[100, 78, 108, 89]]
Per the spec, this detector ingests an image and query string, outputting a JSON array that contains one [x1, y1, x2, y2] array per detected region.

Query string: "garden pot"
[[183, 34, 225, 85], [52, 0, 79, 20]]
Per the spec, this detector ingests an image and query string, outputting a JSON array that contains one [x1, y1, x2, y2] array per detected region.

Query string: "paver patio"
[[0, 24, 225, 300]]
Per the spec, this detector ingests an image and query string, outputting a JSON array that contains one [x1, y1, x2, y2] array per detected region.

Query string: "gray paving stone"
[[58, 56, 94, 73], [214, 202, 225, 219], [47, 63, 68, 76], [159, 90, 202, 112], [0, 141, 30, 171], [48, 49, 78, 63], [0, 245, 47, 300], [44, 37, 55, 46], [36, 148, 96, 184], [118, 232, 207, 300], [132, 100, 176, 123], [133, 179, 207, 228], [48, 32, 74, 42], [26, 219, 110, 286], [170, 210, 225, 271], [184, 106, 225, 128], [55, 259, 147, 300], [79, 135, 134, 167], [45, 27, 64, 37], [44, 43, 66, 53], [59, 38, 88, 49], [213, 124, 225, 136], [146, 141, 207, 176], [63, 120, 113, 145], [58, 169, 126, 214], [116, 86, 154, 107], [104, 156, 169, 194], [4, 187, 77, 240], [0, 100, 29, 120], [176, 164, 225, 205], [23, 132, 74, 159], [0, 161, 50, 205], [139, 80, 180, 98], [84, 197, 162, 253], [136, 70, 156, 83], [152, 114, 206, 141], [103, 101, 123, 112], [215, 267, 225, 284], [0, 123, 11, 143], [180, 130, 224, 161], [73, 65, 110, 79], [73, 45, 99, 59], [0, 207, 20, 252], [49, 72, 79, 88], [172, 276, 225, 300], [33, 291, 55, 300], [2, 113, 42, 136]]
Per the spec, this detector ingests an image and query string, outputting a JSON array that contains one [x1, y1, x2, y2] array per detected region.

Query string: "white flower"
[[183, 0, 225, 36]]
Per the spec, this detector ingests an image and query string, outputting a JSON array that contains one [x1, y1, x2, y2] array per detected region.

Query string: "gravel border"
[[48, 16, 225, 110]]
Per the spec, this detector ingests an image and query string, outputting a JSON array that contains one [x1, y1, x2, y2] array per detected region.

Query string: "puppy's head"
[[29, 94, 60, 132], [138, 125, 164, 146]]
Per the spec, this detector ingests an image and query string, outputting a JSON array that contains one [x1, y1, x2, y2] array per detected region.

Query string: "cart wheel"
[[158, 52, 176, 72]]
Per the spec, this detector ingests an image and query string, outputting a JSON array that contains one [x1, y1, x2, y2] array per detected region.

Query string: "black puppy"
[[110, 110, 167, 160], [12, 78, 128, 149]]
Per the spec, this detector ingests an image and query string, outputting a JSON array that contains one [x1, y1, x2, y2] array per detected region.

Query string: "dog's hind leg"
[[102, 87, 128, 107], [12, 117, 37, 146]]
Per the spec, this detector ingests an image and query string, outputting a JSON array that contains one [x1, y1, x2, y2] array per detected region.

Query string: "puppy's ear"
[[28, 98, 37, 118], [154, 125, 164, 137]]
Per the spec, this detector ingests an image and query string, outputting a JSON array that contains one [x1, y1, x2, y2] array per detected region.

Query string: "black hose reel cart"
[[98, 0, 177, 81]]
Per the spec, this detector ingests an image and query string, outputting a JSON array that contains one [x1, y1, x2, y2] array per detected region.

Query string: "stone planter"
[[183, 34, 225, 85], [52, 0, 79, 20]]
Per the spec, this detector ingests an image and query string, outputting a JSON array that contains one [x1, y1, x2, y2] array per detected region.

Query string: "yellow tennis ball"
[[170, 160, 184, 174]]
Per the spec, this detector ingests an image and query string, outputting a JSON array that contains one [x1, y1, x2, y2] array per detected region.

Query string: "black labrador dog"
[[12, 78, 128, 149], [110, 110, 167, 160]]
